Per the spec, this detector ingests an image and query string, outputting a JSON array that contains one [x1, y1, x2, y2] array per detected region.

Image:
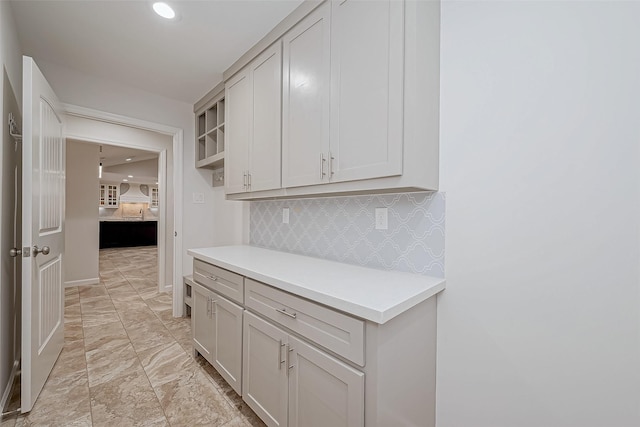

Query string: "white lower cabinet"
[[192, 281, 216, 363], [243, 311, 364, 427], [190, 253, 438, 427], [191, 281, 243, 394]]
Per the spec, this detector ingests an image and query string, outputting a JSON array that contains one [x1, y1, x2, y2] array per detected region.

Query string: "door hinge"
[[22, 247, 30, 257]]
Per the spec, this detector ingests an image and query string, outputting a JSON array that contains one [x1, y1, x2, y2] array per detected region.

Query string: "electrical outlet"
[[192, 192, 205, 204], [283, 207, 290, 224], [375, 207, 388, 230]]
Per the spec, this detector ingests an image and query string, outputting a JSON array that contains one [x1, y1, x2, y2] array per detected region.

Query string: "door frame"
[[62, 104, 183, 315]]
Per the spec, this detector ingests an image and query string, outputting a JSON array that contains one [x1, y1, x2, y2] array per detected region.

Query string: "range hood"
[[119, 183, 150, 204]]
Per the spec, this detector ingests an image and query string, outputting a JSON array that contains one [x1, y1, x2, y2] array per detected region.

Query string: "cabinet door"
[[212, 295, 243, 395], [225, 69, 251, 194], [282, 3, 331, 188], [107, 184, 119, 207], [249, 43, 282, 192], [192, 282, 216, 365], [288, 336, 364, 427], [330, 0, 404, 183], [99, 184, 105, 206], [243, 311, 288, 427]]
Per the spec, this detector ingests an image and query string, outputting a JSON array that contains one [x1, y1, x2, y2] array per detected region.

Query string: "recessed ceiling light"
[[128, 175, 133, 178], [155, 182, 159, 185], [153, 2, 176, 20], [123, 179, 129, 182], [125, 158, 132, 162]]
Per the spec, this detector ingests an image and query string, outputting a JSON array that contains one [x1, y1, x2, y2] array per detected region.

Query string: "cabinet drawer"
[[245, 278, 364, 366], [193, 259, 244, 304]]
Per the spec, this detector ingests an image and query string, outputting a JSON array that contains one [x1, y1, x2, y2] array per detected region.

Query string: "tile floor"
[[1, 246, 265, 427]]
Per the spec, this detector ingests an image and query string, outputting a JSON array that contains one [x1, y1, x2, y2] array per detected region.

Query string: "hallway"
[[2, 246, 264, 426]]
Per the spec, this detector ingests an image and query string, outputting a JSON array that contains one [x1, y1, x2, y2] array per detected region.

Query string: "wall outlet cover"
[[375, 207, 388, 230], [193, 192, 205, 204]]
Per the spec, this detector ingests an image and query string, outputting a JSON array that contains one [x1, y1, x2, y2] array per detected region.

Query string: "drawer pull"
[[275, 308, 297, 319], [206, 275, 218, 281]]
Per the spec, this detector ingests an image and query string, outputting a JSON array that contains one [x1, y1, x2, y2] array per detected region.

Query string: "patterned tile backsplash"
[[250, 192, 445, 277]]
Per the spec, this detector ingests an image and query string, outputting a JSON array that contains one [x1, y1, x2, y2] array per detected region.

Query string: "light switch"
[[192, 192, 205, 204], [375, 208, 388, 230], [283, 207, 290, 224]]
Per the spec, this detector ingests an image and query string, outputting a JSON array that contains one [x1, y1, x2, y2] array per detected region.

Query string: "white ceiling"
[[10, 0, 304, 104], [98, 144, 158, 168]]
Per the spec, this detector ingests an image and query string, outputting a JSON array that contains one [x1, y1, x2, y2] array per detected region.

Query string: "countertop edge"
[[187, 246, 445, 324]]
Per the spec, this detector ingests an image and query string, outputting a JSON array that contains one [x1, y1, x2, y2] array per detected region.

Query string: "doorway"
[[0, 70, 22, 420], [62, 105, 183, 304]]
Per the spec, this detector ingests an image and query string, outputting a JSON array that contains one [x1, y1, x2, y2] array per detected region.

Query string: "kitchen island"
[[99, 219, 157, 248]]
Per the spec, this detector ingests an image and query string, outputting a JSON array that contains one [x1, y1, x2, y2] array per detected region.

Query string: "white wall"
[[65, 141, 99, 286], [39, 60, 246, 278], [437, 2, 640, 426]]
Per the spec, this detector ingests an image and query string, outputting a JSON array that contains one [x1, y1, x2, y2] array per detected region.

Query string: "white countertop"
[[187, 245, 445, 324]]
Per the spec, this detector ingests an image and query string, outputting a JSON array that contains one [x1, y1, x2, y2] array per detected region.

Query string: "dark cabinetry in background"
[[99, 221, 157, 249]]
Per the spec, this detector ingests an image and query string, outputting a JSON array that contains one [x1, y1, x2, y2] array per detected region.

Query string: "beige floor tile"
[[138, 342, 196, 388], [124, 318, 175, 353], [13, 246, 265, 427], [65, 321, 85, 342], [78, 285, 109, 301], [85, 343, 143, 388], [144, 293, 173, 312], [83, 318, 126, 344], [117, 305, 159, 327], [89, 370, 167, 427], [19, 368, 92, 427], [154, 368, 236, 426]]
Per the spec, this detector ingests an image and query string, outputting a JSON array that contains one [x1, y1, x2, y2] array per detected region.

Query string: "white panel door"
[[288, 336, 364, 427], [249, 43, 282, 192], [212, 294, 243, 395], [282, 2, 331, 188], [330, 0, 404, 183], [225, 69, 251, 194], [243, 311, 288, 427], [21, 56, 66, 413]]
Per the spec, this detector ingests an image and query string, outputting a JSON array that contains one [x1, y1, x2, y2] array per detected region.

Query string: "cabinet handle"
[[279, 340, 286, 370], [287, 345, 295, 375], [206, 275, 218, 281], [248, 172, 251, 190], [211, 299, 217, 315], [320, 153, 327, 180], [243, 172, 247, 189], [275, 308, 297, 319], [206, 296, 211, 317], [329, 151, 335, 178]]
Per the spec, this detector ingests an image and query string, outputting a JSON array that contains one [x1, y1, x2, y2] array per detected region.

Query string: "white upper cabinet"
[[329, 0, 404, 183], [222, 0, 440, 199], [282, 2, 331, 188], [225, 43, 282, 194], [225, 70, 251, 194]]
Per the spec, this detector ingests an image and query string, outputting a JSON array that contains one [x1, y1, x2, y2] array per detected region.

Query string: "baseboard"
[[1, 359, 19, 413], [163, 284, 172, 293], [64, 277, 100, 288]]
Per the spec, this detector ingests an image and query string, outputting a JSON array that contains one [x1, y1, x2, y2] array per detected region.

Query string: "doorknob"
[[9, 248, 21, 257], [32, 245, 50, 256]]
